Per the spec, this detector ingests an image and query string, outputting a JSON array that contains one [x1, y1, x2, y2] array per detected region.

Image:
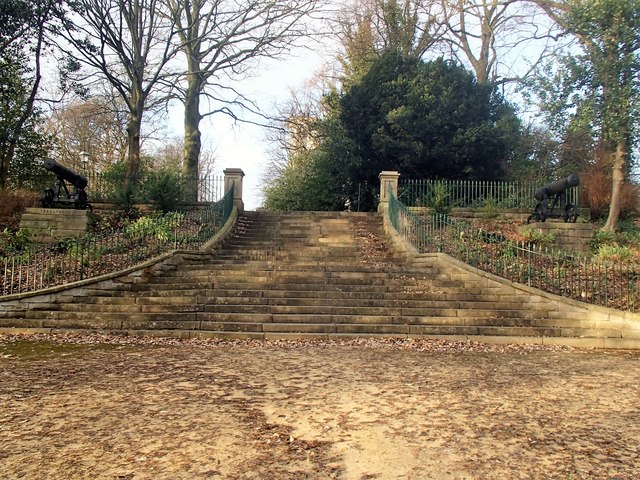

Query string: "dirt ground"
[[1, 334, 639, 480]]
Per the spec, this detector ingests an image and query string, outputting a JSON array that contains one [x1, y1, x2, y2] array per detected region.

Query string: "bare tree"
[[439, 0, 562, 86], [336, 0, 444, 70], [264, 74, 328, 176], [56, 0, 179, 187], [333, 0, 563, 89], [163, 0, 327, 202], [47, 95, 129, 174]]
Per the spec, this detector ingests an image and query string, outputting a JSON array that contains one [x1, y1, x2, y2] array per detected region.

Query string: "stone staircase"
[[8, 210, 636, 346], [0, 212, 640, 348]]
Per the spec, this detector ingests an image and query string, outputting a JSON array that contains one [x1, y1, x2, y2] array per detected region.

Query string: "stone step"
[[198, 322, 264, 333], [204, 304, 271, 314], [154, 270, 454, 285], [122, 282, 515, 299], [225, 242, 360, 252], [262, 323, 339, 334], [117, 287, 501, 302], [166, 268, 400, 279], [146, 273, 402, 288], [204, 261, 425, 272], [5, 313, 630, 341], [211, 253, 366, 262], [199, 313, 273, 323], [44, 293, 553, 319], [133, 281, 214, 290]]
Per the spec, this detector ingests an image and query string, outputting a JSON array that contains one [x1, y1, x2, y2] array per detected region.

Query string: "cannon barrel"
[[44, 158, 88, 190], [534, 173, 579, 201]]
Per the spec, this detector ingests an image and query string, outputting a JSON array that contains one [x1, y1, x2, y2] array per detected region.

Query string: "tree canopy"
[[3, 0, 639, 226], [0, 0, 58, 190], [532, 0, 640, 229], [265, 51, 523, 211], [339, 51, 519, 182]]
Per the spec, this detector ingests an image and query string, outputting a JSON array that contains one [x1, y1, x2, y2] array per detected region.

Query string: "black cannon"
[[527, 174, 579, 224], [40, 158, 91, 210]]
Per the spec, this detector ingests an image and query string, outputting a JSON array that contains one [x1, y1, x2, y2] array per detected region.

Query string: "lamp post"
[[80, 151, 89, 175]]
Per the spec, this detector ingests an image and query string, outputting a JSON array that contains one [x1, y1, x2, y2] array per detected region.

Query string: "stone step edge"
[[2, 327, 638, 349], [4, 318, 635, 339]]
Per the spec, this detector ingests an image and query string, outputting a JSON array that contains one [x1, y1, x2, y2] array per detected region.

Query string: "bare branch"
[[438, 0, 565, 86], [164, 0, 329, 201], [54, 0, 181, 180]]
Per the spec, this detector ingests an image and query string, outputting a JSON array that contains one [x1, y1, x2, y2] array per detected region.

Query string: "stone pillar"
[[223, 168, 245, 212], [378, 171, 401, 213]]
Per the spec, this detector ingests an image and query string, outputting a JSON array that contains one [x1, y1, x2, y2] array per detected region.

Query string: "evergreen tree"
[[332, 52, 521, 206]]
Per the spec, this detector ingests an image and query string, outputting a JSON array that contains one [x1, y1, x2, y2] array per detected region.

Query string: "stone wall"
[[407, 206, 595, 254], [19, 208, 91, 241], [520, 221, 596, 254]]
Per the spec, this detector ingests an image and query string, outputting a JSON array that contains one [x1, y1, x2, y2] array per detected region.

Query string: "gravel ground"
[[1, 333, 639, 479]]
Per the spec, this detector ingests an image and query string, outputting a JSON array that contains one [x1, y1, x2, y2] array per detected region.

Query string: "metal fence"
[[197, 175, 226, 203], [389, 190, 639, 312], [398, 178, 579, 210], [87, 173, 225, 203], [1, 185, 234, 297]]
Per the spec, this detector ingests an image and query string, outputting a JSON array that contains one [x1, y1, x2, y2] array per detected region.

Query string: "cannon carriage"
[[527, 174, 579, 224], [40, 159, 91, 210]]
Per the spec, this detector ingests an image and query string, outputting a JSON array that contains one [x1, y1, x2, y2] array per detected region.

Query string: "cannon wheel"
[[527, 203, 545, 224], [564, 203, 578, 223], [74, 190, 90, 210], [40, 188, 54, 208]]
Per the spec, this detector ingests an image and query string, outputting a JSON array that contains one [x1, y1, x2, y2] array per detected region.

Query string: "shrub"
[[124, 212, 184, 242], [96, 162, 143, 219], [144, 167, 185, 213], [480, 197, 500, 219], [0, 189, 39, 232], [590, 229, 616, 251], [0, 227, 32, 255], [428, 182, 452, 215], [94, 209, 137, 233], [520, 227, 556, 248], [581, 162, 639, 220], [596, 245, 632, 260], [589, 221, 640, 258], [619, 230, 640, 247]]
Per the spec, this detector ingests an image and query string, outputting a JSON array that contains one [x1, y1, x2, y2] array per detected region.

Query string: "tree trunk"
[[0, 143, 16, 191], [125, 90, 144, 191], [183, 66, 203, 203], [602, 137, 627, 232]]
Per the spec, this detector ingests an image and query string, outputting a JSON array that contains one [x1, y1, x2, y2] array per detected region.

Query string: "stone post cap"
[[378, 170, 401, 199], [378, 170, 401, 213], [378, 170, 401, 180], [223, 168, 245, 177]]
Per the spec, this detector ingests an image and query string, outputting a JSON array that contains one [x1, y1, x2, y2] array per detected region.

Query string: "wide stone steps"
[[5, 210, 636, 346]]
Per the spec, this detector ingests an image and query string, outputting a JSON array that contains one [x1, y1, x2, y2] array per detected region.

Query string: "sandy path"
[[1, 335, 639, 479]]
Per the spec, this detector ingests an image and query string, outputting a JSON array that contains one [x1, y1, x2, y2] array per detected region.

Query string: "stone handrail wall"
[[380, 192, 640, 349]]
